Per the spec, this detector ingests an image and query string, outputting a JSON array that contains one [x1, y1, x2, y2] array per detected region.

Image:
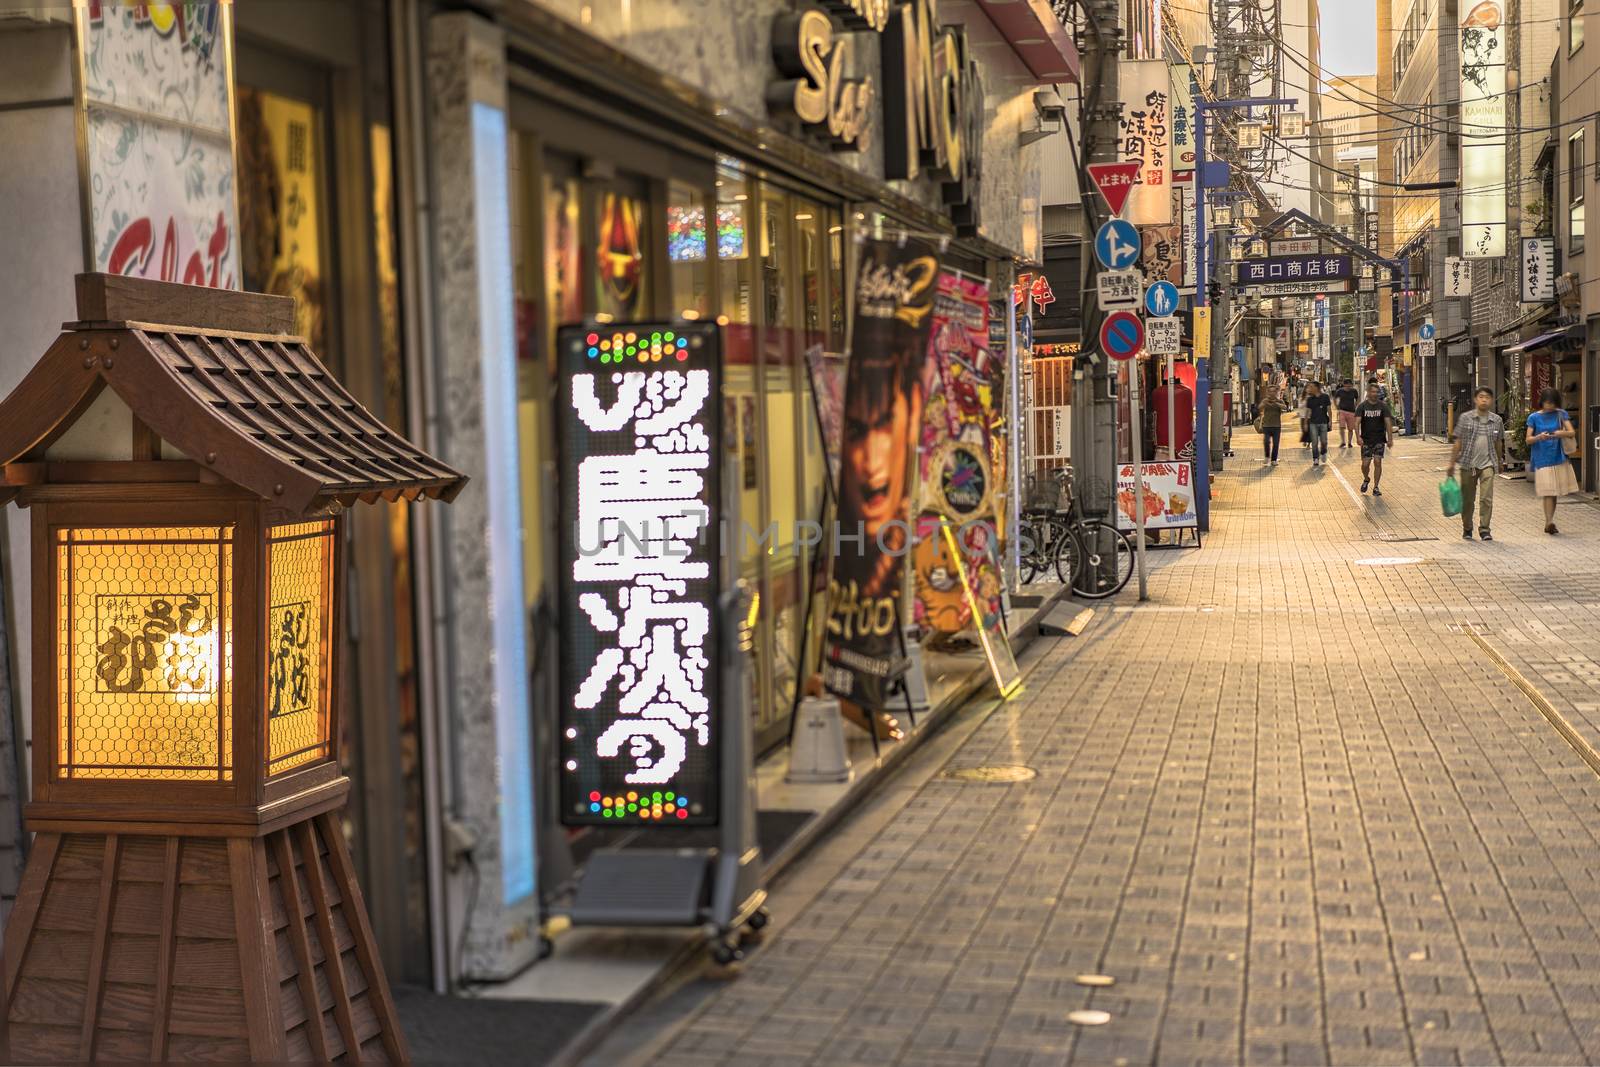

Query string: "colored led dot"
[[586, 332, 598, 345], [664, 803, 676, 814], [665, 331, 675, 342], [676, 809, 688, 819], [587, 347, 598, 358], [590, 791, 600, 802], [652, 792, 662, 801], [590, 802, 600, 812], [676, 350, 688, 361], [627, 791, 637, 801], [627, 803, 638, 812]]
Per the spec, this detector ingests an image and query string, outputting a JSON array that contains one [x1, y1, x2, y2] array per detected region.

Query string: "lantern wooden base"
[[3, 812, 408, 1062]]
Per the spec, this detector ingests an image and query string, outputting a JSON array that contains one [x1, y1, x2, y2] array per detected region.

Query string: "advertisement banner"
[[823, 238, 939, 709], [1460, 0, 1507, 258], [1142, 224, 1182, 285], [81, 2, 238, 290], [1119, 60, 1173, 225], [1115, 461, 1199, 531]]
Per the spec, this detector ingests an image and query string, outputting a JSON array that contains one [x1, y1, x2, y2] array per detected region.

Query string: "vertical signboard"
[[1444, 256, 1473, 297], [1181, 184, 1198, 286], [1119, 60, 1172, 225], [1171, 63, 1196, 176], [79, 2, 239, 288], [557, 322, 723, 826], [1142, 225, 1182, 285], [1521, 236, 1556, 302], [1460, 0, 1507, 258], [823, 238, 939, 709]]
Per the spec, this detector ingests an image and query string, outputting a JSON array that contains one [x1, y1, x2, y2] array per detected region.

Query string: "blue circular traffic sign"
[[1420, 323, 1436, 340], [1094, 219, 1142, 271], [1100, 311, 1144, 361], [1145, 280, 1180, 318]]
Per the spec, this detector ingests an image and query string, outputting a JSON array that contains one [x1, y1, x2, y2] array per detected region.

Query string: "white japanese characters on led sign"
[[558, 323, 722, 827]]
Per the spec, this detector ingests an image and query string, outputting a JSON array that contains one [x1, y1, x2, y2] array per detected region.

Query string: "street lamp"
[[0, 274, 463, 1062]]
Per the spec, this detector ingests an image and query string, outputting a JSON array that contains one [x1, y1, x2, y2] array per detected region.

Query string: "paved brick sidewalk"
[[602, 433, 1600, 1067]]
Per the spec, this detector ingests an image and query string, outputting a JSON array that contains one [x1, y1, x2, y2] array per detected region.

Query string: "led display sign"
[[557, 322, 723, 826]]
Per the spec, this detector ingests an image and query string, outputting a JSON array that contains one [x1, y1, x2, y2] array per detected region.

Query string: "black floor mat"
[[395, 985, 605, 1066], [619, 808, 815, 861]]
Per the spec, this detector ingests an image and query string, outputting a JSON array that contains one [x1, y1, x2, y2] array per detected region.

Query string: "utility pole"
[[1069, 0, 1122, 522]]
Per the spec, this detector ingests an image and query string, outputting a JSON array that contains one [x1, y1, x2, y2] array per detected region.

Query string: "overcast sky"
[[1320, 0, 1377, 78]]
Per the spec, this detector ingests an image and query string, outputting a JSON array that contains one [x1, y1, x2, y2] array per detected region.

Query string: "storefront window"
[[595, 188, 649, 321], [544, 172, 583, 367], [667, 182, 713, 320]]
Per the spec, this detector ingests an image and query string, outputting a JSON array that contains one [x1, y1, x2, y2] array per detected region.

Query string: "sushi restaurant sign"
[[769, 0, 984, 227]]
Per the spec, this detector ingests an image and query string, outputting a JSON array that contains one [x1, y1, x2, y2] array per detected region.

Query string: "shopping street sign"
[[1237, 254, 1352, 285], [1244, 280, 1353, 298]]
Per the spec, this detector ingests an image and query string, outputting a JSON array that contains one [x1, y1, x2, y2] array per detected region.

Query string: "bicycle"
[[1019, 467, 1135, 599]]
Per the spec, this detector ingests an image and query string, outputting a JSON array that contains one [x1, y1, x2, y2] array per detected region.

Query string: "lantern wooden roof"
[[0, 274, 465, 515]]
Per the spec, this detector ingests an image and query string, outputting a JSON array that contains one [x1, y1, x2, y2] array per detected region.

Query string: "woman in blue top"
[[1527, 387, 1579, 534]]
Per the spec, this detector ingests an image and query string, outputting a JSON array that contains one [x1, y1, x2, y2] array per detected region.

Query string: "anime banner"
[[821, 238, 939, 710]]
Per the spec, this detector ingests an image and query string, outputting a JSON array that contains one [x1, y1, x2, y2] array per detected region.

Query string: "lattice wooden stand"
[[0, 274, 465, 1062]]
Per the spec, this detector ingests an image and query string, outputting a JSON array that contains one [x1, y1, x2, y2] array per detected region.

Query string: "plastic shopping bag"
[[1439, 476, 1462, 517]]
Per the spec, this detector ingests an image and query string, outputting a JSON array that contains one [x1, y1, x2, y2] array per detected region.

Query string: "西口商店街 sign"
[[1237, 254, 1352, 285]]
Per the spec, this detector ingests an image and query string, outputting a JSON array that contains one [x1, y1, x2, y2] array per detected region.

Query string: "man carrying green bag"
[[1447, 386, 1505, 541]]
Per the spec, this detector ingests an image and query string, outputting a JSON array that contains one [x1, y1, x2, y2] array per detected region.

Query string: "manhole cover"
[[939, 764, 1038, 783], [1354, 556, 1424, 566]]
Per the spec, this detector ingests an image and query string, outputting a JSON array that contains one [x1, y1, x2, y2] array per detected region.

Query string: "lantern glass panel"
[[265, 519, 335, 777], [56, 526, 233, 781]]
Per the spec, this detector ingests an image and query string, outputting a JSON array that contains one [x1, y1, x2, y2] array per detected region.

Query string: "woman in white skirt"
[[1526, 387, 1579, 534]]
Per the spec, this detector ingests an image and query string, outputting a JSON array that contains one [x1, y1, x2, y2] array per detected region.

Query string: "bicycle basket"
[[1025, 475, 1062, 513]]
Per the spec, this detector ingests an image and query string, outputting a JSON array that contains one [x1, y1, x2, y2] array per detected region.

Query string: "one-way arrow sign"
[[1087, 162, 1141, 217]]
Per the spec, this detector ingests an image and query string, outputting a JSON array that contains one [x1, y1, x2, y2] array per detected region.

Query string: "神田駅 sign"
[[557, 323, 724, 826]]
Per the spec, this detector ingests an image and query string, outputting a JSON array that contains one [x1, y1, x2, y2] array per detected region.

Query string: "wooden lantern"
[[0, 274, 464, 1062]]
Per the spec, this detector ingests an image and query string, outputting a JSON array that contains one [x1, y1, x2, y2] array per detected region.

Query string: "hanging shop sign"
[[1460, 0, 1507, 258], [1118, 59, 1172, 225], [1238, 254, 1352, 285], [1181, 184, 1197, 287], [1171, 63, 1197, 175], [1444, 256, 1472, 297], [1250, 280, 1352, 297], [1193, 307, 1210, 359], [1142, 224, 1181, 286], [1521, 236, 1556, 302], [557, 322, 723, 825], [823, 236, 939, 709], [882, 0, 984, 229], [768, 9, 874, 151]]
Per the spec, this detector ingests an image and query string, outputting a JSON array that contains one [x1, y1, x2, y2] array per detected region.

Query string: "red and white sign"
[[1087, 162, 1141, 217], [1100, 311, 1144, 361]]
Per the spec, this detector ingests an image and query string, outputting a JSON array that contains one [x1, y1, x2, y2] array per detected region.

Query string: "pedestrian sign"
[[1145, 281, 1180, 317], [1100, 311, 1144, 361], [1094, 219, 1141, 271], [1420, 323, 1436, 340], [1097, 270, 1143, 311], [1146, 316, 1181, 355]]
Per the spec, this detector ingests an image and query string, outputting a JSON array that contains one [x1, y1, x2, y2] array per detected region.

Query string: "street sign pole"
[[1167, 351, 1176, 460], [1127, 359, 1149, 600]]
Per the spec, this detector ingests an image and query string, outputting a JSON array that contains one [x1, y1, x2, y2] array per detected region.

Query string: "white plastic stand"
[[786, 696, 854, 784], [903, 635, 932, 714]]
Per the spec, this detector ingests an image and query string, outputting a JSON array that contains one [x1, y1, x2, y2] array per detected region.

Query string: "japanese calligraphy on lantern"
[[1521, 236, 1555, 302], [1460, 0, 1507, 258], [557, 323, 723, 826], [268, 601, 312, 717], [1118, 60, 1172, 225], [94, 594, 217, 695]]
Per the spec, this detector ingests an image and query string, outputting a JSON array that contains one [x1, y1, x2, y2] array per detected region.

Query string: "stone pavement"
[[589, 432, 1600, 1067]]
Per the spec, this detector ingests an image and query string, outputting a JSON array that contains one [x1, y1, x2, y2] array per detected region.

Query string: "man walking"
[[1355, 380, 1396, 496], [1333, 378, 1359, 448], [1448, 386, 1505, 540], [1305, 380, 1332, 466]]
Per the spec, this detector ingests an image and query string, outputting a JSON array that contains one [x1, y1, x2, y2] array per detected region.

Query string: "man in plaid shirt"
[[1448, 386, 1506, 541]]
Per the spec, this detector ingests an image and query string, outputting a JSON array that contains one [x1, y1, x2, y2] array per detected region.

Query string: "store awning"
[[972, 0, 1081, 83], [1505, 326, 1582, 354]]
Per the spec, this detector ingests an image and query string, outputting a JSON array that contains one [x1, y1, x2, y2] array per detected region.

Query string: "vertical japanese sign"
[[1143, 224, 1181, 286], [1459, 0, 1507, 258], [1181, 185, 1198, 287], [1444, 256, 1473, 296], [1119, 60, 1172, 225], [557, 323, 722, 826], [79, 1, 238, 288], [823, 238, 939, 710], [1521, 236, 1556, 302], [1171, 63, 1197, 175]]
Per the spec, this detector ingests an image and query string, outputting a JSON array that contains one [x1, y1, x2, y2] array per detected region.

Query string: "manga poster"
[[821, 238, 939, 709]]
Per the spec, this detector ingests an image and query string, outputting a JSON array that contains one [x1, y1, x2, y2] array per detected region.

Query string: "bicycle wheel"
[[1052, 518, 1082, 585], [1071, 521, 1135, 599], [1018, 517, 1046, 584]]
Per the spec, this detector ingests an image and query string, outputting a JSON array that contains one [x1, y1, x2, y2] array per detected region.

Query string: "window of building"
[[1571, 129, 1586, 249], [1572, 0, 1585, 54]]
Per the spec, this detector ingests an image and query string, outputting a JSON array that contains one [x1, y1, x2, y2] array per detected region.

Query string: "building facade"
[[1551, 0, 1598, 486]]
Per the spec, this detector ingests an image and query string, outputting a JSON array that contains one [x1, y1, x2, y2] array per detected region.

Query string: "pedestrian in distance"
[[1304, 380, 1332, 467], [1448, 386, 1504, 541], [1526, 387, 1579, 534], [1258, 389, 1286, 465], [1333, 378, 1360, 448], [1296, 386, 1311, 448], [1355, 381, 1396, 496]]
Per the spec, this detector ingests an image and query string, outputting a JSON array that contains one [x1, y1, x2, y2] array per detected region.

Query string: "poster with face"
[[822, 238, 939, 709]]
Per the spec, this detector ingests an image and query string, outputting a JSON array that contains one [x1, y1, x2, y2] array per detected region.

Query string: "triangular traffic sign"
[[1087, 162, 1141, 217]]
